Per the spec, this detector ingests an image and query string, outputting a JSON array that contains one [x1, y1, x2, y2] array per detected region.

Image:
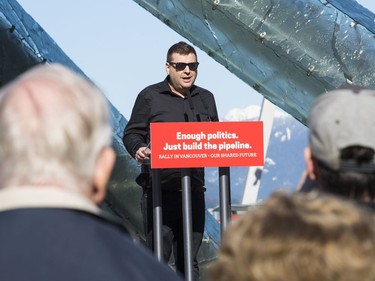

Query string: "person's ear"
[[91, 147, 116, 204], [304, 147, 317, 180], [166, 63, 170, 75]]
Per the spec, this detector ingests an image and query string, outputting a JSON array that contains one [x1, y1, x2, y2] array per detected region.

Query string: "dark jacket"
[[0, 208, 181, 281], [123, 77, 219, 191], [0, 187, 181, 281]]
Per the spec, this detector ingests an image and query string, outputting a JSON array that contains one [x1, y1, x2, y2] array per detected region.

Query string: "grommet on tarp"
[[307, 65, 315, 76], [350, 21, 357, 28], [259, 32, 266, 42], [212, 0, 220, 10]]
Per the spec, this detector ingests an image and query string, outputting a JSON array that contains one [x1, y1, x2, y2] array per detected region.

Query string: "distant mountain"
[[205, 105, 308, 208]]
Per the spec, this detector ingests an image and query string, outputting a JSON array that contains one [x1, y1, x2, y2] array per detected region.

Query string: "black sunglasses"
[[168, 62, 199, 71]]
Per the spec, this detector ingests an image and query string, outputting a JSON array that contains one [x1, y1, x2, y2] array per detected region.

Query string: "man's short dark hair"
[[316, 146, 375, 200], [166, 41, 197, 62]]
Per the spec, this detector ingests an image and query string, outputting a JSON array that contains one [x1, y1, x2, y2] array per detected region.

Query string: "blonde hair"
[[209, 191, 375, 281], [0, 63, 112, 192]]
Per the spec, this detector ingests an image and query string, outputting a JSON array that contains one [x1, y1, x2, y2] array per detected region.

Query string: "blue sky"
[[16, 0, 375, 120]]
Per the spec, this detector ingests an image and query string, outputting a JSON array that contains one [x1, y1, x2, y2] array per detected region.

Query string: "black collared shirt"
[[123, 77, 219, 191]]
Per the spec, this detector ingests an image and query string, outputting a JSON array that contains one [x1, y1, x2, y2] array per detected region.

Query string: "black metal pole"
[[181, 168, 193, 281], [152, 169, 163, 261], [219, 167, 231, 234]]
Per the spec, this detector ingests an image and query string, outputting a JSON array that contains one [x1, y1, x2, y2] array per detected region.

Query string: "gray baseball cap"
[[308, 87, 375, 172]]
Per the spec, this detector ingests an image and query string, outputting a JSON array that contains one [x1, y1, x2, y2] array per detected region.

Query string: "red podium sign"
[[150, 121, 264, 168]]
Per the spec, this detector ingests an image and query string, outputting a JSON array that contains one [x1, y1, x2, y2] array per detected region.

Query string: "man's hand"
[[135, 146, 151, 163]]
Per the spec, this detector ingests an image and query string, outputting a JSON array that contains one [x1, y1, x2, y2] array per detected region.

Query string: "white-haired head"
[[0, 63, 114, 199]]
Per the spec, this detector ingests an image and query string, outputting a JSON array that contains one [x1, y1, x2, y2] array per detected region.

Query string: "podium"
[[150, 121, 264, 281]]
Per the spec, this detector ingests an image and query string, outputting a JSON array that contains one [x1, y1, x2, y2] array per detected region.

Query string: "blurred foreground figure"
[[299, 87, 375, 203], [209, 191, 375, 281], [0, 64, 182, 281]]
